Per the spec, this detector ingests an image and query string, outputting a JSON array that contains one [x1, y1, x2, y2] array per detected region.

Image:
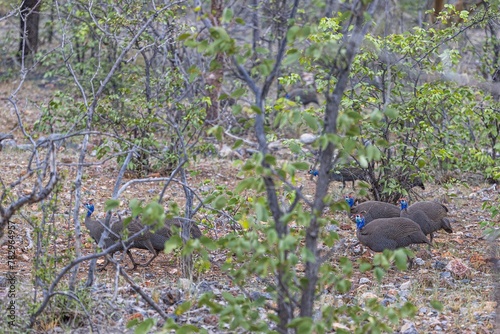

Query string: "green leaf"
[[232, 139, 243, 149], [430, 299, 443, 311], [283, 50, 300, 66], [359, 261, 372, 272], [291, 161, 310, 170], [374, 267, 385, 282], [394, 249, 408, 271], [288, 317, 313, 333], [200, 236, 217, 250], [384, 107, 399, 119], [104, 199, 120, 211], [176, 325, 201, 334], [175, 301, 193, 316], [303, 113, 319, 131], [213, 195, 227, 209], [251, 105, 262, 114], [336, 279, 351, 293], [255, 202, 268, 222], [163, 235, 182, 253], [222, 8, 233, 23], [286, 26, 300, 43], [133, 318, 155, 334], [235, 178, 256, 192]]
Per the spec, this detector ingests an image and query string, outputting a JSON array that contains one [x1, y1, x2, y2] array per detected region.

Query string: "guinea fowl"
[[309, 168, 367, 189], [134, 218, 203, 266], [399, 198, 453, 243], [286, 88, 319, 106], [345, 194, 400, 224], [355, 214, 432, 252], [84, 202, 156, 269]]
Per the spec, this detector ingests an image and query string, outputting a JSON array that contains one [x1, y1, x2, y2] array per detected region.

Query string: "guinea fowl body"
[[399, 199, 452, 242], [286, 88, 319, 106], [132, 218, 203, 266], [345, 195, 400, 224], [355, 214, 431, 252], [141, 218, 202, 250], [84, 203, 156, 268]]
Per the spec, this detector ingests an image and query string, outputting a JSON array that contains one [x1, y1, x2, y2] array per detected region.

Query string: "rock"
[[249, 291, 272, 301], [401, 321, 418, 334], [359, 277, 371, 284], [197, 281, 213, 294], [360, 292, 378, 303], [352, 245, 363, 254], [326, 224, 339, 232], [178, 278, 192, 290], [400, 280, 411, 290], [160, 288, 181, 306], [1, 139, 16, 150], [299, 133, 317, 145], [414, 258, 425, 266], [440, 271, 451, 279], [381, 297, 394, 306], [445, 258, 472, 279], [219, 144, 233, 158], [433, 260, 447, 270]]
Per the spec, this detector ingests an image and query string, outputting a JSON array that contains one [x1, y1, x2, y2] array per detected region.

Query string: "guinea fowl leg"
[[126, 250, 141, 270], [138, 252, 160, 267]]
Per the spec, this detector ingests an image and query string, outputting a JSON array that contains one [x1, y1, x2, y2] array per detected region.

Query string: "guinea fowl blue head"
[[399, 198, 409, 211], [345, 194, 355, 208], [84, 202, 95, 217], [355, 214, 366, 230], [308, 169, 319, 177]]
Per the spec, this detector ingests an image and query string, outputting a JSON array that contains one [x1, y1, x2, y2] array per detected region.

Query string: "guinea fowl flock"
[[345, 193, 453, 264], [82, 173, 452, 271]]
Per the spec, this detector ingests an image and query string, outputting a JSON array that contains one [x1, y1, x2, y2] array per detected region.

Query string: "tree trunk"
[[18, 0, 42, 63], [205, 0, 225, 124]]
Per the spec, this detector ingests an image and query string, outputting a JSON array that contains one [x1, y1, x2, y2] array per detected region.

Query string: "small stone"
[[359, 277, 371, 284], [178, 278, 191, 290], [400, 280, 411, 290], [440, 271, 451, 279], [360, 292, 378, 303], [419, 307, 427, 315], [219, 144, 233, 158], [434, 325, 443, 331], [445, 258, 471, 279], [249, 291, 272, 301], [433, 260, 447, 270], [387, 289, 398, 297], [197, 281, 213, 294], [414, 258, 425, 266], [399, 290, 410, 298], [352, 245, 363, 254], [299, 133, 318, 144], [401, 321, 418, 334], [326, 224, 339, 232], [381, 298, 393, 306]]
